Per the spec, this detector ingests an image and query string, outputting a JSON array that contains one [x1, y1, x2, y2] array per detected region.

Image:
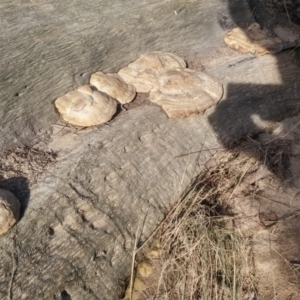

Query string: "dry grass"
[[146, 188, 254, 299], [126, 150, 260, 300], [124, 133, 296, 300]]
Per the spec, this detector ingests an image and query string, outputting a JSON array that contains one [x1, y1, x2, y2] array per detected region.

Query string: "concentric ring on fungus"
[[149, 68, 223, 118], [118, 51, 187, 93]]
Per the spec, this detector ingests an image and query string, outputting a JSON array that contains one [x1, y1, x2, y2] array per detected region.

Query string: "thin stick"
[[283, 0, 292, 26], [233, 249, 236, 300], [129, 221, 141, 300], [54, 122, 69, 135], [247, 6, 256, 27], [175, 147, 225, 158], [7, 237, 17, 300], [251, 192, 299, 210]]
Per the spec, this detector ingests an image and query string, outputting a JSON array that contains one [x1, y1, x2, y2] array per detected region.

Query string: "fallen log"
[[0, 0, 250, 151], [1, 0, 300, 299], [0, 106, 221, 299]]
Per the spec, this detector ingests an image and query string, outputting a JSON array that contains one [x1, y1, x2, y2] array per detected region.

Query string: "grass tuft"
[[130, 151, 259, 300]]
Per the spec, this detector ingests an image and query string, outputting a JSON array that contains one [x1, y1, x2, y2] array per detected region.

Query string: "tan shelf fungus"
[[118, 51, 186, 93], [90, 71, 136, 104], [149, 68, 223, 118], [0, 189, 20, 236], [55, 85, 117, 127], [224, 22, 283, 56]]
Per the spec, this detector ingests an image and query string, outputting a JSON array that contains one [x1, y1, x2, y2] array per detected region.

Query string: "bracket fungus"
[[224, 23, 283, 56], [149, 69, 223, 118], [0, 189, 20, 236], [55, 85, 117, 127], [118, 51, 186, 93], [90, 71, 136, 104]]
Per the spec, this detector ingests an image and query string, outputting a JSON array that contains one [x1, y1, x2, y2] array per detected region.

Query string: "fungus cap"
[[0, 189, 20, 236], [90, 71, 136, 104], [149, 69, 223, 118], [224, 23, 283, 55], [128, 51, 186, 71], [118, 51, 186, 93], [55, 85, 117, 127]]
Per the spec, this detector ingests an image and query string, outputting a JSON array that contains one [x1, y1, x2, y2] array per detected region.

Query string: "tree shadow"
[[208, 1, 300, 297], [209, 0, 300, 185]]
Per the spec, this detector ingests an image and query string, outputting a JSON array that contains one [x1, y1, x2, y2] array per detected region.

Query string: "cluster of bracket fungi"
[[55, 22, 284, 128], [54, 51, 224, 126]]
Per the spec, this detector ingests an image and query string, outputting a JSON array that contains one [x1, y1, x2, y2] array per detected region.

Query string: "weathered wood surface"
[[0, 106, 221, 299], [0, 0, 249, 151], [208, 51, 300, 146], [1, 0, 300, 299]]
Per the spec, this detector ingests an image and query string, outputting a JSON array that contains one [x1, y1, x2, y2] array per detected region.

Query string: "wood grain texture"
[[1, 0, 300, 299], [0, 0, 249, 150], [0, 106, 221, 299]]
